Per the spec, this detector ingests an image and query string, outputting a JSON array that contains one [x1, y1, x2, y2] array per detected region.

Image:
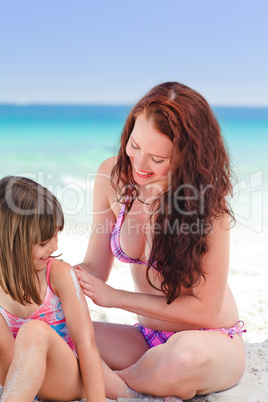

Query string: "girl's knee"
[[0, 317, 16, 385], [0, 315, 15, 356], [17, 320, 51, 347], [0, 315, 14, 346]]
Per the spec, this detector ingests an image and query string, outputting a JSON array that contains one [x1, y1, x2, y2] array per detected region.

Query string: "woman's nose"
[[134, 152, 148, 170]]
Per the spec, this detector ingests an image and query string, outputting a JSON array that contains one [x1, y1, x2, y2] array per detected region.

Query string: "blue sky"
[[0, 0, 267, 106]]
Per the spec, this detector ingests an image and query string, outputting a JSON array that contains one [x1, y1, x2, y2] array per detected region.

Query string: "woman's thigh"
[[166, 330, 246, 395], [93, 321, 149, 370], [119, 329, 246, 399]]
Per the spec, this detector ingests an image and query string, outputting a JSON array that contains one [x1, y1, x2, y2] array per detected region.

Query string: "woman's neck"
[[138, 183, 166, 203]]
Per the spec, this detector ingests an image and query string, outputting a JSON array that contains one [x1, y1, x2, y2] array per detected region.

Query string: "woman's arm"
[[77, 214, 231, 328], [50, 260, 105, 402], [77, 158, 117, 281]]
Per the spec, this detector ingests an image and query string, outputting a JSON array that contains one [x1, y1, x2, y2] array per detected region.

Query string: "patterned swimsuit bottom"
[[136, 321, 247, 348]]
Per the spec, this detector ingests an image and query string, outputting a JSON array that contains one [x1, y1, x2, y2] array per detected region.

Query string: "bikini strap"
[[220, 320, 247, 338], [200, 320, 247, 338], [115, 194, 129, 226]]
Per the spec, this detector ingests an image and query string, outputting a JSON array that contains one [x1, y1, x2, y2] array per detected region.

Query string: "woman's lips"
[[134, 167, 154, 178]]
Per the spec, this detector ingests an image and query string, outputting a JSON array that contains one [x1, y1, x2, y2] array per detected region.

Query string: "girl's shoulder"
[[48, 259, 73, 296]]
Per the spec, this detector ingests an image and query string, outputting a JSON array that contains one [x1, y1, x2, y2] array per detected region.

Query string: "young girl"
[[0, 176, 133, 402]]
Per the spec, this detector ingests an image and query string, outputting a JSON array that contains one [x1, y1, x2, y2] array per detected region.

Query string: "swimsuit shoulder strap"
[[46, 258, 55, 292]]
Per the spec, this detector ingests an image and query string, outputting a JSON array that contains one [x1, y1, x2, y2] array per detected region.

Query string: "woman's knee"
[[159, 350, 198, 377], [160, 337, 202, 373], [153, 343, 203, 398]]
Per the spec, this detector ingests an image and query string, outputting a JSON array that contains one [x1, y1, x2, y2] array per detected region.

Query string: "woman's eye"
[[131, 141, 139, 149], [40, 242, 48, 247], [151, 156, 164, 164]]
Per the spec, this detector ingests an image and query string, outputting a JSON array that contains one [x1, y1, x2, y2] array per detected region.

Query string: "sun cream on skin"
[[71, 268, 88, 311]]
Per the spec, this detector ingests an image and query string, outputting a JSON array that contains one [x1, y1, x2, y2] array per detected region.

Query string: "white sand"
[[0, 224, 267, 401]]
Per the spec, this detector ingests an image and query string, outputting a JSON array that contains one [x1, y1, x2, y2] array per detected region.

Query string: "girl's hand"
[[76, 266, 118, 308]]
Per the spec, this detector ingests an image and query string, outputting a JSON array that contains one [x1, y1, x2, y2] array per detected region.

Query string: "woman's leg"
[[93, 321, 149, 369], [118, 330, 246, 400]]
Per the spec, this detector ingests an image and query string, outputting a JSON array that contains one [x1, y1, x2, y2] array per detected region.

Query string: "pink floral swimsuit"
[[0, 259, 76, 354]]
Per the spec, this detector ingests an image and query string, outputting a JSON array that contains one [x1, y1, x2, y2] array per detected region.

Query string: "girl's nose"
[[50, 235, 58, 251]]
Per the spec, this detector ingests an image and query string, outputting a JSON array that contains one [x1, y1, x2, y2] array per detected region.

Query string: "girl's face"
[[32, 232, 59, 271], [126, 114, 173, 191]]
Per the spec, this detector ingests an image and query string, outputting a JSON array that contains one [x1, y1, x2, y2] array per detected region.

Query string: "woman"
[[76, 82, 246, 399]]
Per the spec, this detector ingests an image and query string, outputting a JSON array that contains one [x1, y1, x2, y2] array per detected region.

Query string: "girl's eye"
[[151, 156, 164, 164], [40, 237, 53, 246]]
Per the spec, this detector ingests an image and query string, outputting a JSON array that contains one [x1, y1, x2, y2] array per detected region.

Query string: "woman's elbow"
[[200, 302, 223, 326], [79, 262, 107, 281]]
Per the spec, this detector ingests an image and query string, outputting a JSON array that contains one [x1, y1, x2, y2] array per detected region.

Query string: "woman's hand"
[[76, 266, 118, 308]]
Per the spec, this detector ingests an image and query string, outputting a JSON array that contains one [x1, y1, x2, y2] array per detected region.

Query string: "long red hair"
[[111, 82, 234, 303]]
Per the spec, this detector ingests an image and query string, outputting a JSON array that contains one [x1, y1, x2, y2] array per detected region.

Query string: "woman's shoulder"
[[95, 157, 118, 205], [97, 156, 117, 175]]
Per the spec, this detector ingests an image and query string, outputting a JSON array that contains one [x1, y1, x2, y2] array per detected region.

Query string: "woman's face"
[[126, 114, 173, 191]]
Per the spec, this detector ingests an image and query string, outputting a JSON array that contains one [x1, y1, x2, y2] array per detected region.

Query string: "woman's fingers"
[[75, 265, 85, 273], [79, 279, 94, 299], [76, 268, 117, 308], [76, 269, 91, 284]]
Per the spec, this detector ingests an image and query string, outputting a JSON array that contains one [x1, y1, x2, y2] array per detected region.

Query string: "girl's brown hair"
[[111, 82, 234, 304], [0, 176, 64, 305]]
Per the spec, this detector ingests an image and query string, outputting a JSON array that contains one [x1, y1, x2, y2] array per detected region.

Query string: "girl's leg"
[[93, 321, 149, 369], [2, 319, 85, 402], [2, 320, 138, 402], [0, 315, 15, 386], [118, 330, 246, 400]]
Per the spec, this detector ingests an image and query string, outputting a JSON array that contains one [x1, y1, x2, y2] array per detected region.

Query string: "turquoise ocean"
[[0, 105, 267, 236]]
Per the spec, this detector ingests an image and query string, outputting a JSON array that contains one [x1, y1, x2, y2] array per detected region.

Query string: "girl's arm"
[[77, 214, 231, 328], [50, 259, 105, 402], [77, 157, 117, 281]]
